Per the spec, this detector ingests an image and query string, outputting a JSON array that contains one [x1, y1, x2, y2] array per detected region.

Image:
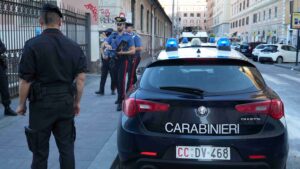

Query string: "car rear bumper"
[[134, 159, 271, 169], [259, 57, 274, 62], [118, 117, 288, 169]]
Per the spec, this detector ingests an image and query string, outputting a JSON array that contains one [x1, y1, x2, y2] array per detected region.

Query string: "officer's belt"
[[41, 86, 71, 95]]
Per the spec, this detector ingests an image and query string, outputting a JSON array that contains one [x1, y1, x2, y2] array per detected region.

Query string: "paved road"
[[0, 75, 120, 169], [254, 62, 300, 169]]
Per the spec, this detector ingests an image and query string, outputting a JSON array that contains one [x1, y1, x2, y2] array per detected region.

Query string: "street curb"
[[274, 64, 300, 72], [87, 130, 118, 169]]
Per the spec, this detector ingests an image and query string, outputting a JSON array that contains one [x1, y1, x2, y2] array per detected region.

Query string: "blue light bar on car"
[[182, 37, 189, 44], [166, 38, 178, 52], [217, 37, 231, 51]]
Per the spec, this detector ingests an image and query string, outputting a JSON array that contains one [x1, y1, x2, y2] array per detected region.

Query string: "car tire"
[[276, 56, 283, 64]]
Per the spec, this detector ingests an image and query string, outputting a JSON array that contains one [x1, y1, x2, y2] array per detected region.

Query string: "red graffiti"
[[84, 3, 98, 22]]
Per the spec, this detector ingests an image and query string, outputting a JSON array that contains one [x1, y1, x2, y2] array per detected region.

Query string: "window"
[[140, 65, 265, 94], [184, 13, 187, 17], [269, 9, 271, 19], [243, 0, 245, 9], [282, 46, 289, 51], [288, 46, 297, 52], [197, 13, 201, 17], [190, 13, 194, 17], [246, 16, 249, 25], [263, 11, 266, 20], [240, 3, 242, 11], [147, 10, 150, 33], [258, 12, 261, 21], [253, 13, 257, 23], [275, 6, 278, 18], [239, 19, 241, 27], [140, 5, 144, 31], [247, 0, 249, 7], [242, 18, 245, 26]]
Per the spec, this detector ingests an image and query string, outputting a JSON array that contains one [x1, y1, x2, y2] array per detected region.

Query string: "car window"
[[256, 45, 265, 49], [140, 65, 265, 95], [288, 46, 297, 52], [281, 46, 289, 51]]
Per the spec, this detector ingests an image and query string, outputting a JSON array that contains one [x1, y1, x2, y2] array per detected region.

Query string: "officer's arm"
[[75, 73, 85, 105], [136, 46, 143, 52], [17, 79, 31, 115]]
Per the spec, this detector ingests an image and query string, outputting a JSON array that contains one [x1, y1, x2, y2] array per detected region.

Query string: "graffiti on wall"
[[84, 3, 98, 22]]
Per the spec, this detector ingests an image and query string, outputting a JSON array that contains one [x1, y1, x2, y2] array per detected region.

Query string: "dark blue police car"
[[117, 38, 288, 169]]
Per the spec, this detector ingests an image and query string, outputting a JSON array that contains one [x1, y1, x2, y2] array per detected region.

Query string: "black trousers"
[[126, 56, 141, 92], [116, 58, 129, 103], [99, 58, 117, 93], [0, 65, 11, 107], [27, 93, 75, 169]]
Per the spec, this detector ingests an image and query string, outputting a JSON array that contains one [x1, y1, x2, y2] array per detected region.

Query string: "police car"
[[117, 38, 288, 169]]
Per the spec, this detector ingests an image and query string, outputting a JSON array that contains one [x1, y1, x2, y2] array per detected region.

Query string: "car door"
[[288, 46, 297, 62], [280, 46, 291, 62]]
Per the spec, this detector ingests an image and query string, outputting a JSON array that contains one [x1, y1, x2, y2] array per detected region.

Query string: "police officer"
[[125, 23, 143, 92], [95, 28, 117, 95], [0, 38, 17, 116], [16, 4, 87, 169], [103, 17, 135, 111]]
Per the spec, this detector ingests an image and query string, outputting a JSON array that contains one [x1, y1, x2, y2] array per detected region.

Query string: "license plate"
[[176, 146, 231, 160], [241, 49, 247, 52]]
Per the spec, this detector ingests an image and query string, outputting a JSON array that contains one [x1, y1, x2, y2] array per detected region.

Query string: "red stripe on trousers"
[[129, 57, 137, 91], [123, 60, 128, 98]]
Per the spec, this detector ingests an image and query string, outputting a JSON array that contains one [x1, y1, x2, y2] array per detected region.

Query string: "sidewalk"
[[0, 57, 153, 169], [274, 63, 300, 72]]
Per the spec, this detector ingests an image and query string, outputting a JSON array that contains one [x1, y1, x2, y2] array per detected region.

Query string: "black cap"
[[114, 17, 126, 23], [42, 3, 63, 18], [125, 23, 134, 27]]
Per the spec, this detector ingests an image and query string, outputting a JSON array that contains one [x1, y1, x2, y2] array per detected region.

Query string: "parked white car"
[[252, 44, 267, 62], [258, 44, 299, 63]]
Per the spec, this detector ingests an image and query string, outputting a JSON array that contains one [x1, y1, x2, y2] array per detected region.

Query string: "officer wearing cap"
[[103, 17, 135, 111], [125, 23, 143, 92], [16, 4, 87, 169], [95, 28, 117, 95]]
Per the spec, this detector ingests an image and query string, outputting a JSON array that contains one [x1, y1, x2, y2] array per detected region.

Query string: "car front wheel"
[[276, 57, 283, 64]]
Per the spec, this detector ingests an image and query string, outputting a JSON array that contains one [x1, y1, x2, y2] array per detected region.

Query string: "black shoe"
[[115, 100, 120, 104], [4, 107, 17, 116], [95, 91, 104, 95], [116, 104, 122, 111], [111, 91, 116, 95]]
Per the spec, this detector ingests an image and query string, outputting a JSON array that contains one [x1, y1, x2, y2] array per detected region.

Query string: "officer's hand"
[[105, 44, 112, 50], [117, 51, 124, 55], [74, 103, 80, 116], [16, 104, 27, 116]]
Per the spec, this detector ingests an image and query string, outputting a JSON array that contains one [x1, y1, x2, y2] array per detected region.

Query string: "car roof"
[[157, 46, 248, 61]]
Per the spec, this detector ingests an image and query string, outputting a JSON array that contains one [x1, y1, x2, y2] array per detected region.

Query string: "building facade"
[[159, 0, 207, 33], [206, 0, 214, 34], [229, 0, 284, 44], [212, 0, 231, 37]]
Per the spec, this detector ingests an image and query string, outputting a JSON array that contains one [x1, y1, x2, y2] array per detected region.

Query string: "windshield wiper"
[[159, 86, 205, 96]]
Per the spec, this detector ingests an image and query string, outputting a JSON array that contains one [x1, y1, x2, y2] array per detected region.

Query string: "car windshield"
[[140, 65, 265, 95], [264, 45, 278, 51], [256, 45, 266, 49]]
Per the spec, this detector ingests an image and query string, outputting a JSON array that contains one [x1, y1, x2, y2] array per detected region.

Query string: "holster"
[[28, 82, 42, 102], [24, 126, 39, 153]]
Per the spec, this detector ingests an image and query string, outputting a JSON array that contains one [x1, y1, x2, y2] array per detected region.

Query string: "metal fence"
[[0, 0, 91, 97]]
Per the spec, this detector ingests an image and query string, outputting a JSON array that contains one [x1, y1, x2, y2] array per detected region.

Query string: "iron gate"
[[0, 0, 91, 97]]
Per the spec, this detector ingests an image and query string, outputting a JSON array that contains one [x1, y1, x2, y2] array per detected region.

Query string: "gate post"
[[85, 13, 91, 72]]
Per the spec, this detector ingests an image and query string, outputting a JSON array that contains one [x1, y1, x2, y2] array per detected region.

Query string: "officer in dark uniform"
[[103, 17, 135, 111], [0, 38, 17, 116], [95, 28, 117, 95], [16, 4, 87, 169], [125, 23, 143, 92]]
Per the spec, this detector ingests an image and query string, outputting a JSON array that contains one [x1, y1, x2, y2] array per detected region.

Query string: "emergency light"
[[182, 37, 189, 44], [217, 37, 231, 51], [166, 38, 178, 52]]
